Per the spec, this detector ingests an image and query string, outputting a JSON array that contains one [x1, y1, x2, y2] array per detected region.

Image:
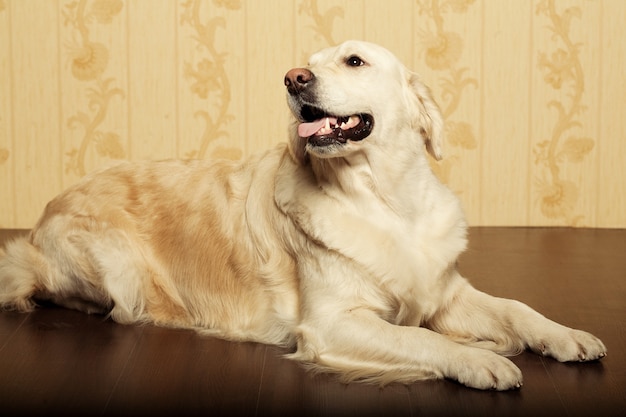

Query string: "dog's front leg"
[[427, 272, 607, 362], [291, 307, 523, 390]]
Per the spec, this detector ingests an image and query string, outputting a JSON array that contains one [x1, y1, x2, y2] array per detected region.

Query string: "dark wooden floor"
[[0, 227, 624, 416]]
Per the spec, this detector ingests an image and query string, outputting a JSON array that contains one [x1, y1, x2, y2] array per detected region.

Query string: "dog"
[[0, 40, 606, 390]]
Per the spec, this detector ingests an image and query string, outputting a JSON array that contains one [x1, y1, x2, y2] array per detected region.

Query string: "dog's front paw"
[[449, 349, 523, 391], [532, 329, 607, 362]]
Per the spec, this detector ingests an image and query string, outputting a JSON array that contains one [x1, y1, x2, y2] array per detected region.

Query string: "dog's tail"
[[0, 235, 47, 312]]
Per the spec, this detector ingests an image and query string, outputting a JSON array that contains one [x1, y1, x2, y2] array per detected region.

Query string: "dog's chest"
[[312, 195, 456, 295]]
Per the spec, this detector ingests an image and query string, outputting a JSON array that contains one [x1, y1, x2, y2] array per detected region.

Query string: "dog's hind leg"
[[0, 231, 116, 316], [0, 226, 146, 323], [1, 221, 189, 328]]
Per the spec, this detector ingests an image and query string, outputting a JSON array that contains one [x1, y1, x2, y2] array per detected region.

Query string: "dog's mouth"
[[297, 105, 374, 146]]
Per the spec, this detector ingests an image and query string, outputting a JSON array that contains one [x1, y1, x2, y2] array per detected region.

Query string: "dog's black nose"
[[284, 68, 314, 95]]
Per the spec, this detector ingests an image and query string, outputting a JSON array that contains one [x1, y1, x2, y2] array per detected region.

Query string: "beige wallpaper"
[[1, 0, 625, 228]]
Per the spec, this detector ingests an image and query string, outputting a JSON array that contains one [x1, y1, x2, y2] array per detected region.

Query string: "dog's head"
[[284, 40, 444, 164]]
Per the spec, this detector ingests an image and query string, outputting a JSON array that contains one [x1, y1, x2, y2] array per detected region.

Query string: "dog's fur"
[[0, 40, 606, 390]]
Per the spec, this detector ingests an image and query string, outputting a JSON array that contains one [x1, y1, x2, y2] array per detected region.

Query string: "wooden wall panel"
[[363, 0, 411, 60], [480, 0, 532, 226], [127, 1, 178, 160], [245, 0, 295, 155], [7, 0, 63, 227], [597, 1, 626, 227], [0, 0, 624, 229]]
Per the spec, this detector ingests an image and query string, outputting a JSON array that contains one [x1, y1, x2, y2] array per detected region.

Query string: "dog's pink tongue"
[[298, 119, 327, 138]]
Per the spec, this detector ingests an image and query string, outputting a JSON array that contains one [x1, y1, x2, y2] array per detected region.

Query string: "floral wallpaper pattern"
[[63, 0, 126, 177], [416, 0, 477, 183], [1, 0, 624, 228], [534, 0, 594, 225], [181, 0, 242, 160], [299, 0, 344, 47]]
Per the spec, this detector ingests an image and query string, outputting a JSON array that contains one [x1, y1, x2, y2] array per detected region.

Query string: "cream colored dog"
[[0, 40, 606, 390]]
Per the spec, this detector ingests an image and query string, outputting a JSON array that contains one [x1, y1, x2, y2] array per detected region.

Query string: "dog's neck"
[[308, 146, 435, 218]]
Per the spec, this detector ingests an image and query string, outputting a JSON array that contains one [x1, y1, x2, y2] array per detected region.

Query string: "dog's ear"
[[405, 70, 444, 160]]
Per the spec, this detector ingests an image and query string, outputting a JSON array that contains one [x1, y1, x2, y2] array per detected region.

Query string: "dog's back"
[[0, 146, 299, 346]]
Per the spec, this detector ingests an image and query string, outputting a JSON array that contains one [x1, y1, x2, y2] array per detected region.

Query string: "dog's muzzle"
[[284, 68, 374, 146]]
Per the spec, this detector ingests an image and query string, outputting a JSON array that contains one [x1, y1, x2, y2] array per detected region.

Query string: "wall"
[[1, 0, 624, 228]]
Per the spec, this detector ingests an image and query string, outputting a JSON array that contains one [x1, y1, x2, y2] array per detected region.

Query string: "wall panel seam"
[[8, 0, 16, 226], [526, 0, 534, 226]]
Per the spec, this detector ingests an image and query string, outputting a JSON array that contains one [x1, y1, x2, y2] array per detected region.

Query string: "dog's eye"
[[346, 55, 365, 67]]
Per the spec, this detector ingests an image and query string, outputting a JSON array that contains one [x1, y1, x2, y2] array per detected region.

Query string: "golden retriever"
[[0, 40, 606, 390]]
